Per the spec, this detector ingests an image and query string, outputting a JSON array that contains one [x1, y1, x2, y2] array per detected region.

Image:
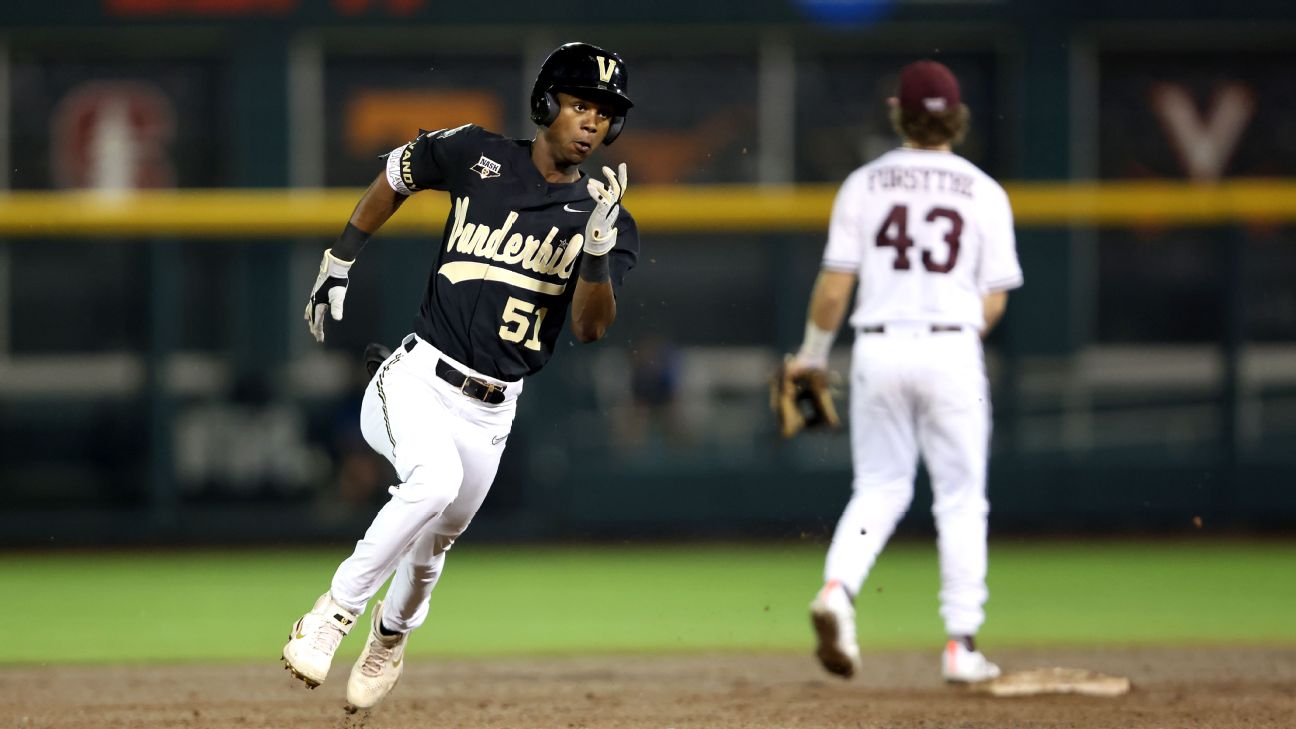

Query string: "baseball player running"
[[282, 42, 639, 711], [787, 60, 1022, 683]]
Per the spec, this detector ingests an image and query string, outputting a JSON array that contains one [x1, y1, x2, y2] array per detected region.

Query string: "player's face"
[[546, 92, 615, 164]]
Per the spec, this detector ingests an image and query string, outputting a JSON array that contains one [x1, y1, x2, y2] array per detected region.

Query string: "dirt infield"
[[4, 647, 1294, 728]]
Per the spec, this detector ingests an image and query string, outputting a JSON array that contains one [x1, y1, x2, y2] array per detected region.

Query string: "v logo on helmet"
[[596, 57, 617, 83]]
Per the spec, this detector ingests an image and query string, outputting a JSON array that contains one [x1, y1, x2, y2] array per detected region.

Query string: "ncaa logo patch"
[[470, 155, 502, 180]]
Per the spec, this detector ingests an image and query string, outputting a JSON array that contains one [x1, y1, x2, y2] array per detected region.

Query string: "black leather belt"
[[403, 338, 507, 405], [861, 324, 964, 334]]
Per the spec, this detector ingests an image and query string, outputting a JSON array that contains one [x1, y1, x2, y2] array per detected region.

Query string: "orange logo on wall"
[[51, 81, 177, 190], [346, 90, 501, 159]]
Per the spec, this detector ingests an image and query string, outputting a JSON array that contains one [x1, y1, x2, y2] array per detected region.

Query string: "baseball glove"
[[771, 359, 840, 439]]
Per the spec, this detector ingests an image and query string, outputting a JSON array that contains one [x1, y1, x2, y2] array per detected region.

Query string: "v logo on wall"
[[1151, 83, 1255, 181]]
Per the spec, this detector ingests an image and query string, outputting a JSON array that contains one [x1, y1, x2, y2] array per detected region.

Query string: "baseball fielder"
[[282, 42, 639, 711], [788, 60, 1023, 682]]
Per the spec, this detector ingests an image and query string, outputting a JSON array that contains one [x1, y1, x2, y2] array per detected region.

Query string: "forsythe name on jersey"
[[867, 166, 975, 198]]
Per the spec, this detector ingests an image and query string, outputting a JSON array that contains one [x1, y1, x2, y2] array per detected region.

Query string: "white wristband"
[[322, 249, 355, 277], [796, 322, 835, 368]]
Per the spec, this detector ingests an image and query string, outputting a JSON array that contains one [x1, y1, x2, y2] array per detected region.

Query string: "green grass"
[[1, 539, 1293, 664]]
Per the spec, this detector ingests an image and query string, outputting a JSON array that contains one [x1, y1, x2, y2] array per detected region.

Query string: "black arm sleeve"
[[330, 222, 371, 261]]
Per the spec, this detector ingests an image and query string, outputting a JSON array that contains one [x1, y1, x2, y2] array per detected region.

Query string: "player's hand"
[[783, 356, 826, 381], [583, 163, 627, 257], [771, 355, 841, 439], [304, 249, 353, 343]]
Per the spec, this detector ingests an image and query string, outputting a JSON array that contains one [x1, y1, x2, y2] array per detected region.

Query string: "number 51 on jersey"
[[498, 296, 548, 351]]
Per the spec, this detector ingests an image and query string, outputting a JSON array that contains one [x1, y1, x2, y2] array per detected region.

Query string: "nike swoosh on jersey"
[[563, 204, 592, 213], [491, 435, 508, 445]]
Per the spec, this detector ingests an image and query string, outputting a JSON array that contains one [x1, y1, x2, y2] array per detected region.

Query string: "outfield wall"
[[0, 182, 1293, 544]]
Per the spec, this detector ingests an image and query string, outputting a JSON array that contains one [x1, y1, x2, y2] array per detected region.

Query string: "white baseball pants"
[[823, 323, 992, 637], [329, 334, 520, 633]]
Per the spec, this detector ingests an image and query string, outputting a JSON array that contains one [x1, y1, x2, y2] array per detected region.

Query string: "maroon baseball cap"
[[897, 60, 961, 114]]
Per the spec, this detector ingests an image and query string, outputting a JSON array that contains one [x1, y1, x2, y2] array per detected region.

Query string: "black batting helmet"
[[530, 42, 633, 145]]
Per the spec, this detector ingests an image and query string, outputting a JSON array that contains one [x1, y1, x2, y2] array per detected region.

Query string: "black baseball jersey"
[[384, 124, 639, 381]]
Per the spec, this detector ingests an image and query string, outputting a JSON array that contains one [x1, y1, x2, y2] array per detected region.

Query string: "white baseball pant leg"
[[329, 337, 518, 622], [823, 333, 921, 596], [380, 380, 515, 633], [915, 331, 991, 637]]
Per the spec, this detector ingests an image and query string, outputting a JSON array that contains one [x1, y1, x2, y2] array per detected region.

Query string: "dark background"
[[0, 0, 1293, 544]]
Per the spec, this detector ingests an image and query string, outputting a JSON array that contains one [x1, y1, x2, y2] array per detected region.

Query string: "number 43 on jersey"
[[876, 204, 964, 273]]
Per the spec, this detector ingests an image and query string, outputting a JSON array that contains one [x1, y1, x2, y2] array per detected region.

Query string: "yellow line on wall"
[[0, 180, 1294, 237]]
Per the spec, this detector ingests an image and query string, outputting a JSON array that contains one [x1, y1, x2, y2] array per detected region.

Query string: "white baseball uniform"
[[820, 146, 1022, 637]]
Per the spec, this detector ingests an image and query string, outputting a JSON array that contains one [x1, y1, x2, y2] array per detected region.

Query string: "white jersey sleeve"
[[976, 183, 1023, 293], [821, 172, 867, 273]]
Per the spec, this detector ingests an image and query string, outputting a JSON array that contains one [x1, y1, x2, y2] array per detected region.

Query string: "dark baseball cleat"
[[364, 343, 392, 379]]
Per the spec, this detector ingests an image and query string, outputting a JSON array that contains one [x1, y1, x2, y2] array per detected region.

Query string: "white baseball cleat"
[[941, 638, 1001, 683], [282, 592, 357, 688], [809, 579, 861, 678], [345, 601, 408, 711]]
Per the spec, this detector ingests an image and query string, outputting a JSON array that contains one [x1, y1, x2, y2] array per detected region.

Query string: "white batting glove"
[[304, 249, 353, 343], [583, 163, 627, 257]]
